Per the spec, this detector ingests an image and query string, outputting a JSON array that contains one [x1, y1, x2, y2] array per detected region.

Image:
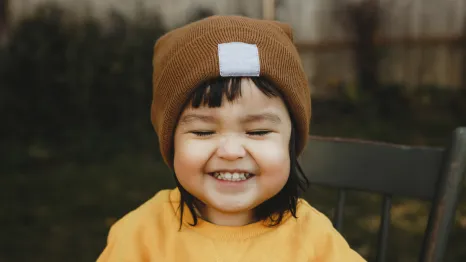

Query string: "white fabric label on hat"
[[218, 42, 260, 77]]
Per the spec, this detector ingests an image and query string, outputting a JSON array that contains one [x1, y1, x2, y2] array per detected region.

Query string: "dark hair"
[[174, 77, 309, 228]]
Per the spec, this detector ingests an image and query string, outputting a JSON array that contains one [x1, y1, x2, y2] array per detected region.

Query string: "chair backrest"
[[298, 127, 466, 262]]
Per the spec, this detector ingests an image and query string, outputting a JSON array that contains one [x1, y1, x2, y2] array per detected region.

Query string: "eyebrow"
[[241, 112, 282, 124], [178, 114, 217, 125], [178, 112, 282, 125]]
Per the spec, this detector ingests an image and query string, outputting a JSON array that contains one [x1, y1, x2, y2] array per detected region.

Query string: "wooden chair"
[[298, 127, 466, 262]]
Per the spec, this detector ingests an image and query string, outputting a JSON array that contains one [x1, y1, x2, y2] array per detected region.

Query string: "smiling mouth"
[[208, 172, 255, 182]]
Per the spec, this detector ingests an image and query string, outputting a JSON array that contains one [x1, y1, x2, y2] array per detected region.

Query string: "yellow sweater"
[[97, 188, 365, 262]]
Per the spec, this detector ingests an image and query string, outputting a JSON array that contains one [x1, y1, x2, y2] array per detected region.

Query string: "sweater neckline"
[[168, 188, 292, 240]]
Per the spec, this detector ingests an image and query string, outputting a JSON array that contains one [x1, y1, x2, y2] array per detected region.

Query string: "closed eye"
[[247, 130, 272, 136], [191, 131, 215, 137]]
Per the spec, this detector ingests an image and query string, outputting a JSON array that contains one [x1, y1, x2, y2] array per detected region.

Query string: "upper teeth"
[[213, 172, 251, 181]]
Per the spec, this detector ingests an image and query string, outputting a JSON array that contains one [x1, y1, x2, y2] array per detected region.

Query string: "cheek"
[[247, 139, 290, 179], [173, 138, 214, 178]]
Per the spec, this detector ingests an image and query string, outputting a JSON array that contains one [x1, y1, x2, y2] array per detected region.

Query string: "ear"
[[269, 21, 294, 42]]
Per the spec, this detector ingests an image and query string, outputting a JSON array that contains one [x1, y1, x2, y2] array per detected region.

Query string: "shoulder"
[[111, 188, 175, 231], [97, 188, 179, 261], [294, 199, 334, 231], [294, 199, 366, 261]]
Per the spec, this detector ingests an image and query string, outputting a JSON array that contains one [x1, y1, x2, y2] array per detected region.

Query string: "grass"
[[1, 152, 173, 261], [1, 98, 465, 262], [2, 151, 465, 262]]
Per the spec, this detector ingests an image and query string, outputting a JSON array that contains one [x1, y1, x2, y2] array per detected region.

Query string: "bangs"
[[189, 77, 281, 108]]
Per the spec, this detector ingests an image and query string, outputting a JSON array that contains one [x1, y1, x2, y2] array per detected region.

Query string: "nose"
[[216, 135, 246, 160]]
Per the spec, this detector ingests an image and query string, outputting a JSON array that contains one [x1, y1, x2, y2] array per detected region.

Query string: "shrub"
[[0, 4, 166, 165]]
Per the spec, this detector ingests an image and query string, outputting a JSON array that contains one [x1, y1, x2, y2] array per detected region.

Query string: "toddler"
[[97, 15, 366, 262]]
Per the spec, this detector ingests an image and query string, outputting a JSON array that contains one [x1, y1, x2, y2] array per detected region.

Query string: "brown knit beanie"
[[151, 15, 311, 168]]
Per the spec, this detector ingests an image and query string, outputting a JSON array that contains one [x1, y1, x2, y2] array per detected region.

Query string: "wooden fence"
[[268, 0, 466, 95], [5, 0, 466, 94]]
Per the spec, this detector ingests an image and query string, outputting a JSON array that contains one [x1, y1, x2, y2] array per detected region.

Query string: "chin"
[[206, 197, 257, 213]]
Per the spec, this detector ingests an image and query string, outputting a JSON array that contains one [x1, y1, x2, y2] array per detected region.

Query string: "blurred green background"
[[1, 4, 466, 262]]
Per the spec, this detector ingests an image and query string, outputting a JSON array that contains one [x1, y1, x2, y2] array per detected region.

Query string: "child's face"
[[173, 78, 291, 226]]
